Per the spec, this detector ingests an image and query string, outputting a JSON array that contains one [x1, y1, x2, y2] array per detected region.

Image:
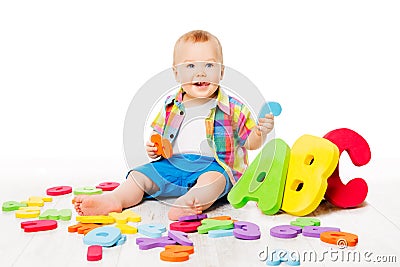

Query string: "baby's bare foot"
[[168, 198, 203, 221], [73, 194, 122, 216]]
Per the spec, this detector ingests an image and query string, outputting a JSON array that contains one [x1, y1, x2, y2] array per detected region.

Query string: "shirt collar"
[[166, 87, 231, 115]]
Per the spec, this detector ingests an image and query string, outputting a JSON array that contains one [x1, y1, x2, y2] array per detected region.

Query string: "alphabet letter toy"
[[138, 223, 166, 238], [73, 187, 102, 195], [87, 245, 102, 261], [76, 215, 115, 224], [16, 207, 41, 218], [83, 226, 125, 247], [39, 209, 72, 221], [136, 236, 177, 250], [208, 229, 234, 238], [22, 196, 52, 207], [258, 101, 282, 117], [151, 134, 173, 159], [290, 217, 320, 228], [209, 216, 232, 221], [270, 225, 302, 239], [228, 139, 290, 215], [108, 210, 141, 224], [160, 245, 194, 262], [115, 224, 138, 234], [68, 223, 101, 235], [323, 128, 370, 208], [96, 182, 120, 191], [168, 230, 193, 246], [302, 226, 340, 238], [170, 221, 202, 233], [233, 221, 261, 240], [281, 135, 339, 216], [320, 231, 358, 247], [178, 214, 207, 222], [197, 219, 234, 234], [256, 101, 282, 136], [21, 220, 57, 232], [2, 201, 27, 211], [46, 186, 72, 196]]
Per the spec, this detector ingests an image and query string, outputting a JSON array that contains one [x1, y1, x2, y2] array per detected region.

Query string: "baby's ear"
[[220, 64, 225, 80], [172, 66, 179, 82]]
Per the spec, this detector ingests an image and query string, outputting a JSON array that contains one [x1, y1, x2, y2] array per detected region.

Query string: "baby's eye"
[[186, 63, 195, 69], [205, 63, 214, 68]]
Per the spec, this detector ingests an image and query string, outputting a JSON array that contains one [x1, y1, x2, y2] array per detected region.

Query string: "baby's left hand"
[[256, 114, 274, 136]]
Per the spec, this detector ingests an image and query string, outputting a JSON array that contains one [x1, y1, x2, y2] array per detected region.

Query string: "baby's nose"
[[195, 70, 206, 77]]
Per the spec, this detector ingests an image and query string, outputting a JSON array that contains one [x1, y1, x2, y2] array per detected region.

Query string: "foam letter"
[[39, 209, 72, 221], [22, 196, 52, 207], [138, 223, 166, 238], [270, 225, 302, 239], [2, 201, 27, 211], [281, 135, 339, 216], [233, 221, 261, 240], [160, 245, 194, 262], [290, 217, 320, 228], [96, 182, 120, 191], [46, 186, 72, 196], [302, 226, 340, 238], [83, 226, 122, 247], [16, 207, 41, 218], [228, 139, 290, 215], [73, 186, 102, 195], [108, 210, 141, 224], [169, 221, 201, 233], [323, 128, 370, 208], [197, 219, 233, 234], [320, 231, 358, 247], [68, 223, 100, 235], [168, 230, 193, 246], [21, 220, 57, 232], [87, 245, 102, 261], [136, 236, 176, 250]]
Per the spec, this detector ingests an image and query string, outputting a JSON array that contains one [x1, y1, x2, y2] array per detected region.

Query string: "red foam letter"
[[21, 220, 57, 232], [323, 128, 371, 208]]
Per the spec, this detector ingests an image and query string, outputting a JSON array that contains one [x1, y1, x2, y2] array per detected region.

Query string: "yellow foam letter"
[[282, 135, 339, 216]]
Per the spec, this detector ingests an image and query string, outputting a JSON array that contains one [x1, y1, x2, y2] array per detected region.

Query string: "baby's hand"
[[146, 140, 159, 159], [256, 113, 274, 136]]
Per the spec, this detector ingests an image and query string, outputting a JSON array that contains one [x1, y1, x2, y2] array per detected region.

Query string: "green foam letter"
[[228, 138, 290, 215]]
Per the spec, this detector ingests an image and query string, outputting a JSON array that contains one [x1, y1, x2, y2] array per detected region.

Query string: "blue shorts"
[[126, 154, 232, 199]]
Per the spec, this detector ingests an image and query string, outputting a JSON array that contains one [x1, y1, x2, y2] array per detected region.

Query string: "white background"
[[0, 0, 399, 191]]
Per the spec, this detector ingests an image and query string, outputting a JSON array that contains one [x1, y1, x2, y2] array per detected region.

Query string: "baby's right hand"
[[146, 140, 159, 159]]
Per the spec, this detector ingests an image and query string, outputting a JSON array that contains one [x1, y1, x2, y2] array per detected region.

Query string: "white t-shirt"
[[172, 98, 217, 157]]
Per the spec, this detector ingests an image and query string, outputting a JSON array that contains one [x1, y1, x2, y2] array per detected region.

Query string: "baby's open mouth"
[[193, 82, 211, 87]]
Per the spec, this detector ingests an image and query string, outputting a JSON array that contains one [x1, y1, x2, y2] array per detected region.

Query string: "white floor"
[[0, 156, 399, 267]]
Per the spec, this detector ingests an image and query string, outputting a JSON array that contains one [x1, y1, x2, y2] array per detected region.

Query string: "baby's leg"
[[74, 171, 158, 216], [168, 171, 226, 220]]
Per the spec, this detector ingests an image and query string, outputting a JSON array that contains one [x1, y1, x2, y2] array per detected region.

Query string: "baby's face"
[[173, 40, 223, 100]]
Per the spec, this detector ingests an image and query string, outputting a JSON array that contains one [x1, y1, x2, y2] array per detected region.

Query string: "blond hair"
[[173, 30, 223, 65]]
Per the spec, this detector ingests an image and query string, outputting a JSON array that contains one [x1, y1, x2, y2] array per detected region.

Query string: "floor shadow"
[[312, 199, 369, 216], [205, 198, 371, 217], [204, 195, 231, 212]]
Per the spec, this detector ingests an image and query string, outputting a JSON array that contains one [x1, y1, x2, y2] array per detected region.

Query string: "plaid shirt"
[[151, 87, 256, 184]]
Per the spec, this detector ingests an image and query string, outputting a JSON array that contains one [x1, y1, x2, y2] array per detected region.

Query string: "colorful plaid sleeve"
[[150, 106, 166, 135], [236, 104, 256, 147]]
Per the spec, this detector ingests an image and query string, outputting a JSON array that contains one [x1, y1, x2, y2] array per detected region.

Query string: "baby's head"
[[173, 30, 224, 99]]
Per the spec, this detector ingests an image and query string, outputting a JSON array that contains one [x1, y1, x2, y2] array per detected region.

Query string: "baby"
[[73, 30, 274, 220]]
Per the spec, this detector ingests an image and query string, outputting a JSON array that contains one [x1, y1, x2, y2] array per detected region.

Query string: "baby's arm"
[[244, 114, 274, 150]]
